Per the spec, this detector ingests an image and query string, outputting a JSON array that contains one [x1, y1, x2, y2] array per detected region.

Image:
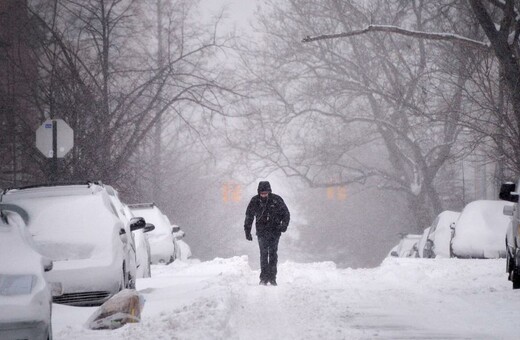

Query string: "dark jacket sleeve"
[[244, 198, 255, 233], [278, 196, 290, 230]]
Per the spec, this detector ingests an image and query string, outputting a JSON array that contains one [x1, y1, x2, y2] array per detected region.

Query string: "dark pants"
[[258, 233, 280, 282]]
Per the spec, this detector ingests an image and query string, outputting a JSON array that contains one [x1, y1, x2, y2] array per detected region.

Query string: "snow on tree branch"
[[302, 24, 490, 50]]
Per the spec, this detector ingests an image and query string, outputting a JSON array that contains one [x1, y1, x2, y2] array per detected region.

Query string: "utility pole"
[[152, 0, 164, 203]]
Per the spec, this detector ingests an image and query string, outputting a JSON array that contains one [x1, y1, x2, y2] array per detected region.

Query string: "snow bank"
[[53, 256, 520, 340]]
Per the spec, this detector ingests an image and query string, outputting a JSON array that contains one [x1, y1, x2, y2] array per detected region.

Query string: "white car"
[[0, 204, 53, 340], [1, 183, 145, 306], [134, 226, 153, 277], [105, 186, 153, 278], [389, 234, 422, 257], [425, 210, 461, 258], [129, 203, 176, 264], [451, 200, 513, 259]]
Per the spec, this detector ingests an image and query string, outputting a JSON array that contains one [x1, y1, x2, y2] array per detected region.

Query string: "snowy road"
[[53, 256, 520, 339]]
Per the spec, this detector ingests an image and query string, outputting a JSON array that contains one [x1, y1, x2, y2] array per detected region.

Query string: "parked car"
[[424, 210, 461, 258], [172, 225, 192, 260], [389, 234, 422, 257], [451, 200, 513, 259], [499, 181, 520, 288], [129, 203, 176, 264], [0, 204, 53, 340], [0, 182, 145, 305], [105, 186, 154, 278]]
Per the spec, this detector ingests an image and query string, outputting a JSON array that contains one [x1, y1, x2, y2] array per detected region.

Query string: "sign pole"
[[52, 120, 58, 182]]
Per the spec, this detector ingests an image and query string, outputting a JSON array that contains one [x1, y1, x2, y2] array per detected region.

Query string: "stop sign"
[[36, 119, 74, 158]]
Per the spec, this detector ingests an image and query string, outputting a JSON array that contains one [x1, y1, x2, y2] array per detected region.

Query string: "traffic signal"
[[326, 186, 347, 201], [222, 182, 242, 203]]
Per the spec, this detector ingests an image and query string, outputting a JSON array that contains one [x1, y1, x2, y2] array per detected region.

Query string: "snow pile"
[[451, 200, 513, 258], [52, 255, 520, 339]]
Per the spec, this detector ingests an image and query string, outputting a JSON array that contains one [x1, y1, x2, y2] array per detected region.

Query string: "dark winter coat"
[[244, 193, 290, 236]]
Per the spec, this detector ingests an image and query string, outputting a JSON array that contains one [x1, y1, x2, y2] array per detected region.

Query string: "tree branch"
[[302, 24, 490, 50]]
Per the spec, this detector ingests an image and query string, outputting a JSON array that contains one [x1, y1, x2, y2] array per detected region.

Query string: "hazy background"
[[1, 0, 517, 268]]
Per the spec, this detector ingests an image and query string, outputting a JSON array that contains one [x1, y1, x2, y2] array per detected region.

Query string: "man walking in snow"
[[244, 181, 290, 286]]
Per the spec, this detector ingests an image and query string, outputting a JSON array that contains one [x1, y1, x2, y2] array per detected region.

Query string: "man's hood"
[[257, 181, 272, 194]]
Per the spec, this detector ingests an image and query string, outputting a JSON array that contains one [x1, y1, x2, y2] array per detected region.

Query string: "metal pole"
[[462, 158, 465, 206], [52, 120, 58, 182]]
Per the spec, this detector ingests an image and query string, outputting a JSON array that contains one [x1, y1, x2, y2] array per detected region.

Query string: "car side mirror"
[[0, 203, 29, 225], [130, 217, 146, 231], [499, 182, 519, 202], [42, 258, 53, 272], [504, 205, 515, 216], [144, 223, 155, 233]]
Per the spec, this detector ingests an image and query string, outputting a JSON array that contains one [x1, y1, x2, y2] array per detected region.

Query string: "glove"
[[245, 230, 253, 241], [278, 224, 287, 233]]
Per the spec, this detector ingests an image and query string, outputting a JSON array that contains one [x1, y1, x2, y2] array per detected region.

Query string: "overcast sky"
[[199, 0, 258, 33]]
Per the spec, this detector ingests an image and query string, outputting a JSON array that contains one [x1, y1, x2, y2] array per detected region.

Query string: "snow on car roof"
[[1, 187, 122, 260], [2, 183, 103, 199]]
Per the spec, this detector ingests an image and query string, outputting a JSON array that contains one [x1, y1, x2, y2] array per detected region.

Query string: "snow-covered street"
[[53, 256, 520, 339]]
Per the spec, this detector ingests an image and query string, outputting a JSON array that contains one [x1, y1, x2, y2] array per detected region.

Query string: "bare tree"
[[22, 0, 239, 189], [232, 0, 478, 229], [303, 0, 520, 178]]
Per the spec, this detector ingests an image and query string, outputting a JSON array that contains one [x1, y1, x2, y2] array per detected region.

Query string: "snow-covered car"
[[105, 186, 154, 278], [424, 210, 461, 258], [134, 225, 154, 277], [0, 204, 53, 340], [389, 234, 422, 257], [451, 200, 513, 259], [172, 225, 192, 260], [499, 181, 520, 288], [0, 182, 145, 306], [129, 203, 176, 264]]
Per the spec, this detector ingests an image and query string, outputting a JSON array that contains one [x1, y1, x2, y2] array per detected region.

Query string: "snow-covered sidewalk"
[[53, 256, 520, 339]]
